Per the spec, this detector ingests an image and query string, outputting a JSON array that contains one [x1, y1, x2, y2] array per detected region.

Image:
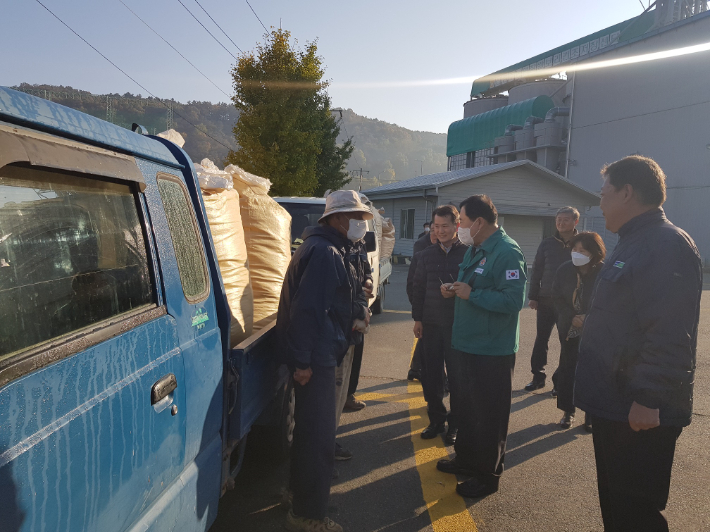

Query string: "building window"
[[400, 209, 415, 239], [473, 148, 494, 167], [448, 153, 467, 171], [0, 165, 155, 357]]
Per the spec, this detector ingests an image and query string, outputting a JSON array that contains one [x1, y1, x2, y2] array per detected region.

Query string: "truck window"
[[156, 174, 209, 303], [0, 164, 155, 359], [277, 202, 325, 244]]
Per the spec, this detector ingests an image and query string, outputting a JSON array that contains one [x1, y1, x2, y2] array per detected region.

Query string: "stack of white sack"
[[369, 206, 384, 253], [194, 158, 234, 191], [195, 159, 253, 347], [225, 164, 292, 328], [157, 129, 186, 148], [380, 217, 396, 259]]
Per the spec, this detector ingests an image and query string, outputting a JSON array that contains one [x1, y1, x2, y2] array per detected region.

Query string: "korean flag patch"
[[506, 269, 520, 280]]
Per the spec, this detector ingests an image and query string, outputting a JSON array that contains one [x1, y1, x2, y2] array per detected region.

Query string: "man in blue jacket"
[[276, 190, 372, 532], [575, 156, 702, 532]]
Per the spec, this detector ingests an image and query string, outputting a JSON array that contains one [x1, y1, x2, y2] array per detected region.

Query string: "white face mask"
[[571, 251, 591, 266], [458, 225, 475, 246], [346, 219, 367, 242], [425, 227, 430, 233], [458, 219, 481, 247]]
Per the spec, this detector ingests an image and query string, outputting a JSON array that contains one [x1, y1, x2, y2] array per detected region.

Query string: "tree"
[[227, 29, 353, 197]]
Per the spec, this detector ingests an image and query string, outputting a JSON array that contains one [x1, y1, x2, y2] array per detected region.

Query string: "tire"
[[371, 282, 385, 315]]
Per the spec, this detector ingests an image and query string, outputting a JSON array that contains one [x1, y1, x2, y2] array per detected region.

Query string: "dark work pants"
[[420, 322, 456, 428], [449, 350, 515, 487], [347, 341, 364, 397], [592, 416, 682, 532], [552, 335, 580, 414], [530, 298, 557, 381], [290, 364, 336, 520], [409, 338, 422, 373]]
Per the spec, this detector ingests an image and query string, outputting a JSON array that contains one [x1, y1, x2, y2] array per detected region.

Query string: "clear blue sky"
[[4, 0, 647, 133]]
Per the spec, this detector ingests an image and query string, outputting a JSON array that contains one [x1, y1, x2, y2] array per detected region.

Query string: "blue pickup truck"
[[0, 87, 293, 532]]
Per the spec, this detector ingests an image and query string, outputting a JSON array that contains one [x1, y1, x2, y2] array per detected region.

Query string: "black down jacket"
[[276, 225, 368, 370], [348, 239, 372, 346], [552, 260, 602, 340], [528, 231, 576, 300], [406, 234, 436, 304], [411, 239, 469, 326], [575, 209, 702, 427]]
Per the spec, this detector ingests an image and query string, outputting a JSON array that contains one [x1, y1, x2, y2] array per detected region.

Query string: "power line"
[[32, 0, 236, 151], [117, 0, 231, 99], [245, 0, 268, 32], [193, 0, 245, 53], [175, 0, 240, 59]]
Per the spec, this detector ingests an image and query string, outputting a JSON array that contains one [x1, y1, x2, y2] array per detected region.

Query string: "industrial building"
[[367, 1, 710, 263]]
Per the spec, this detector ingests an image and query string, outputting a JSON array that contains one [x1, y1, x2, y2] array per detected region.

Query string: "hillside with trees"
[[11, 83, 237, 165], [337, 109, 448, 191], [10, 83, 448, 190]]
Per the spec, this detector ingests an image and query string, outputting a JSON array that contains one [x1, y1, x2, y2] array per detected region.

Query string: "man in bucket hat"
[[277, 190, 372, 532]]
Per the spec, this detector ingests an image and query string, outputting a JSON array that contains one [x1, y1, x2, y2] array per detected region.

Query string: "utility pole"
[[106, 96, 113, 123], [415, 159, 424, 175], [350, 168, 369, 192], [166, 99, 174, 130]]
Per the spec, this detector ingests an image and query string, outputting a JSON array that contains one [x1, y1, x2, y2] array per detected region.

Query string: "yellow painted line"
[[382, 309, 411, 314], [356, 340, 477, 531]]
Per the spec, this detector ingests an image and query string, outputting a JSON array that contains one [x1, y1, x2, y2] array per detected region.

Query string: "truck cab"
[[274, 196, 392, 313], [0, 86, 290, 532]]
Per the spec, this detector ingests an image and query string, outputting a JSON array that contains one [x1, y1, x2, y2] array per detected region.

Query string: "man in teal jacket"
[[436, 194, 527, 498]]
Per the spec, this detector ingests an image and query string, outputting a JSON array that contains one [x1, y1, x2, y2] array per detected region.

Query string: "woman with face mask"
[[551, 232, 606, 431]]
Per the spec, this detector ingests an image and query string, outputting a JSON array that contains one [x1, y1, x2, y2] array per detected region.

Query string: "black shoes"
[[436, 458, 477, 477], [551, 387, 558, 398], [407, 369, 421, 381], [559, 412, 575, 429], [444, 427, 458, 446], [584, 413, 593, 433], [456, 478, 498, 498], [421, 423, 445, 439], [524, 379, 545, 392], [334, 442, 353, 461], [438, 458, 499, 498]]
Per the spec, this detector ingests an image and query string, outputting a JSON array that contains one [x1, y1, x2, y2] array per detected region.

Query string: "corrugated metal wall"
[[568, 15, 710, 263], [370, 197, 431, 256], [436, 166, 591, 214], [499, 215, 544, 266]]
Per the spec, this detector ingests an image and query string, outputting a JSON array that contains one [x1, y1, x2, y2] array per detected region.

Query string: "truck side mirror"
[[364, 231, 377, 252]]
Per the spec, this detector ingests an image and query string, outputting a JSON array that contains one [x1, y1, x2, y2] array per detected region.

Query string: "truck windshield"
[[278, 202, 325, 245]]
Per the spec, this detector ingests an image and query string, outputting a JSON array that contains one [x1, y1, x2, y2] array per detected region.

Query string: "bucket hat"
[[319, 190, 374, 223]]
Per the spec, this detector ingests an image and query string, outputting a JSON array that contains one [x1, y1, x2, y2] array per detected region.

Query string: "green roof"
[[470, 10, 656, 98], [446, 96, 554, 157]]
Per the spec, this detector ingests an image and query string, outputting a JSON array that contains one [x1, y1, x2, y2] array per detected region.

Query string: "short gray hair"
[[556, 206, 580, 221]]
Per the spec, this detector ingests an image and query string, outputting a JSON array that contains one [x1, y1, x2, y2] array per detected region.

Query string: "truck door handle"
[[151, 373, 177, 404]]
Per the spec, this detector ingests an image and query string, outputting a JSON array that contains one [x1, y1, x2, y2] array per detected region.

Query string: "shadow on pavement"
[[510, 392, 553, 413], [336, 409, 414, 437], [506, 424, 585, 469], [356, 380, 408, 395]]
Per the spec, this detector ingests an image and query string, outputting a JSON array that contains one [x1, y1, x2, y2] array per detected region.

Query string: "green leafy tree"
[[227, 29, 352, 196]]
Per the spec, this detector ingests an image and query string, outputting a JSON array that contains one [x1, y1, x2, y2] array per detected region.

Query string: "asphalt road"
[[211, 264, 710, 532]]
